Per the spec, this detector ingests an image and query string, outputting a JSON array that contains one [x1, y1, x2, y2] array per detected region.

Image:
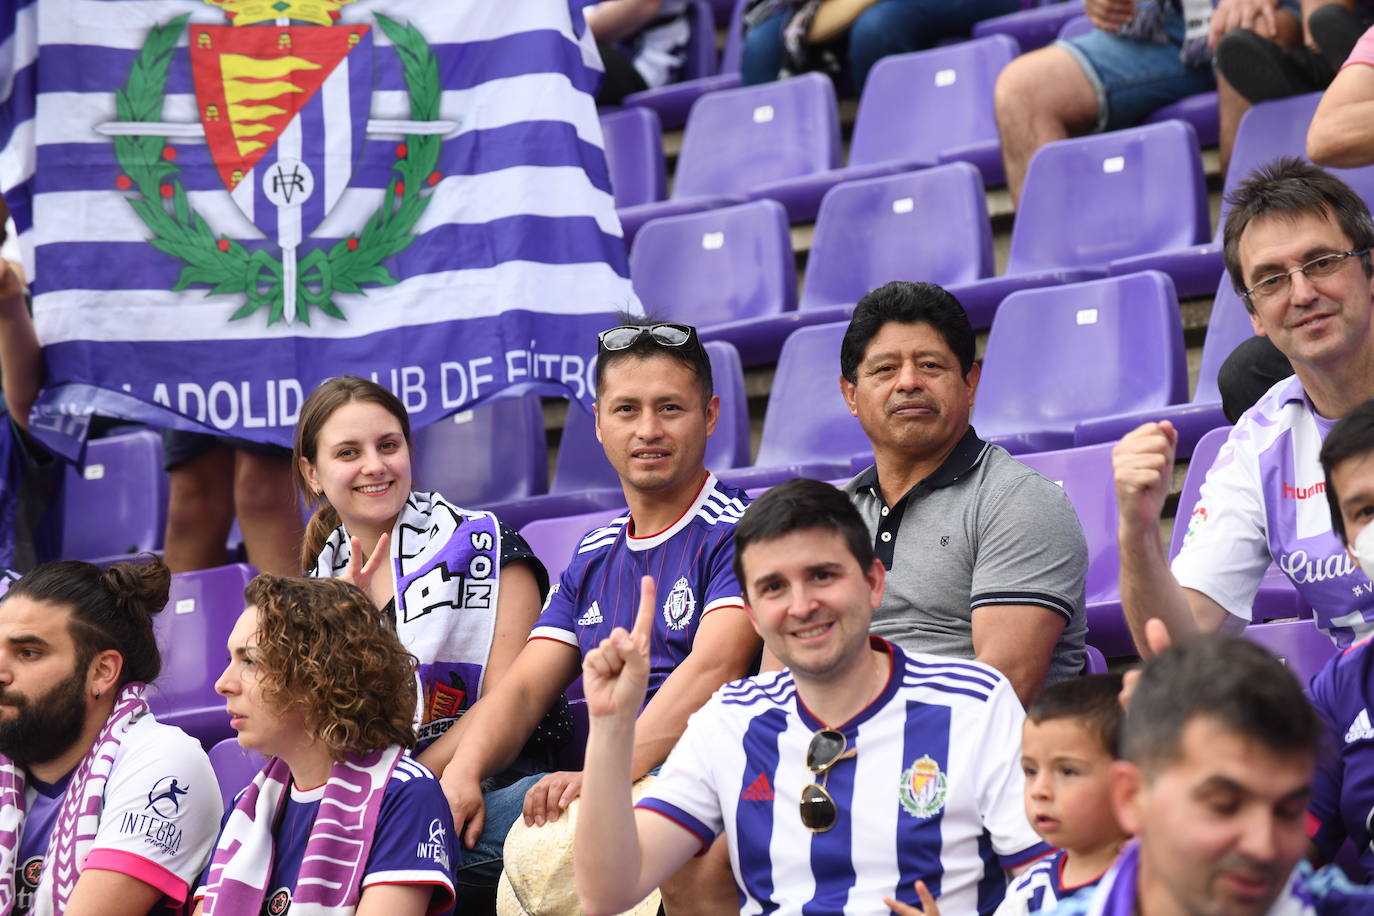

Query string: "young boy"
[[999, 674, 1130, 915]]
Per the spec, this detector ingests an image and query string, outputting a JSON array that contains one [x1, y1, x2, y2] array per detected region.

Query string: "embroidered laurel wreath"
[[112, 13, 442, 324]]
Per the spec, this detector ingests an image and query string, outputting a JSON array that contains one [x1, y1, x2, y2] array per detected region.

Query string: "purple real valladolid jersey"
[[1173, 376, 1374, 647]]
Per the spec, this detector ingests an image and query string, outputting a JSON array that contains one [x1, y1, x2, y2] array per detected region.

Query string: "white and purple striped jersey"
[[1038, 840, 1374, 915], [637, 639, 1050, 915], [530, 473, 748, 697], [1172, 376, 1374, 646], [995, 849, 1103, 916]]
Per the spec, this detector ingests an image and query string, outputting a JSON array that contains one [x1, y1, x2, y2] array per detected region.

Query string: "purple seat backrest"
[[683, 0, 717, 81], [1242, 619, 1338, 686], [61, 430, 168, 560], [848, 37, 1018, 168], [599, 108, 666, 208], [520, 507, 628, 585], [672, 73, 840, 200], [1219, 94, 1374, 240], [802, 163, 993, 311], [756, 322, 869, 467], [147, 564, 256, 720], [974, 272, 1188, 438], [1194, 276, 1255, 404], [1083, 644, 1109, 674], [1170, 426, 1230, 559], [208, 738, 268, 810], [719, 0, 748, 73], [1015, 443, 1120, 605], [411, 395, 548, 505], [1058, 13, 1093, 39], [551, 340, 752, 493], [1009, 121, 1209, 274], [631, 199, 796, 326]]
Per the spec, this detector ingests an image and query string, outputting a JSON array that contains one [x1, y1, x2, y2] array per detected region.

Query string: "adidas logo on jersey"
[[741, 772, 774, 801], [578, 601, 603, 626], [1347, 709, 1374, 743]]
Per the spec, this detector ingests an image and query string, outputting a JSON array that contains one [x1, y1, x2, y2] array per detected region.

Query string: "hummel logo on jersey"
[[741, 772, 774, 801], [1347, 708, 1374, 743], [578, 601, 604, 626]]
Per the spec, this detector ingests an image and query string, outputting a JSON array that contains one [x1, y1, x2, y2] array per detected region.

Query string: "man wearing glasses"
[[1115, 157, 1374, 655], [575, 479, 1048, 916], [423, 319, 759, 914]]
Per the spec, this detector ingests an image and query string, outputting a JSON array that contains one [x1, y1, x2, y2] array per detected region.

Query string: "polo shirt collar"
[[857, 426, 988, 506]]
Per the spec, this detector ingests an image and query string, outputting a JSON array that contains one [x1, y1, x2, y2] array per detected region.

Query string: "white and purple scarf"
[[199, 745, 401, 916], [309, 491, 502, 750], [0, 683, 148, 916]]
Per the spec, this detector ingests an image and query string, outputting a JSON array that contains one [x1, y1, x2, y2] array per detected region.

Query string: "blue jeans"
[[454, 773, 543, 888], [741, 0, 1019, 91]]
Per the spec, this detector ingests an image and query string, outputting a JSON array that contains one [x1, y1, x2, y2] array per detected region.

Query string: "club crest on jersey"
[[898, 755, 948, 819], [663, 577, 696, 631], [268, 886, 292, 915]]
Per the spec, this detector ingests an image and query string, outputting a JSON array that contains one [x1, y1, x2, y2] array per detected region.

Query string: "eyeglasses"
[[1242, 248, 1370, 304], [597, 322, 699, 353], [799, 729, 857, 833]]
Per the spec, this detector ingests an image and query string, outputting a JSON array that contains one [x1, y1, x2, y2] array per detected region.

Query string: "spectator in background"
[[1114, 158, 1374, 655], [740, 0, 1019, 92], [1309, 23, 1374, 167], [840, 281, 1088, 706], [1046, 634, 1374, 915], [994, 0, 1301, 201], [573, 479, 1049, 916], [0, 557, 222, 916], [587, 0, 692, 105], [1215, 1, 1364, 105], [195, 575, 457, 916]]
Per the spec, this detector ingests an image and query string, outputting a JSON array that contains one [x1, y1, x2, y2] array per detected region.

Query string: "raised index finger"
[[633, 575, 656, 641]]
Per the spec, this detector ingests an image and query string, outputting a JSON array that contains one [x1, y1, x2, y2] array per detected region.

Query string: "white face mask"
[[1352, 522, 1374, 581]]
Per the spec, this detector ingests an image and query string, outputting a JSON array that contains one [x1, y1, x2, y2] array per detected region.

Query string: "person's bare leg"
[[1216, 71, 1249, 174], [233, 449, 306, 576], [995, 45, 1100, 203], [659, 837, 736, 916], [163, 443, 235, 573]]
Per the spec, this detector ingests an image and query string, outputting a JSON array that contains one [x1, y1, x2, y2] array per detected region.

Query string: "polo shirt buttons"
[[880, 532, 892, 542]]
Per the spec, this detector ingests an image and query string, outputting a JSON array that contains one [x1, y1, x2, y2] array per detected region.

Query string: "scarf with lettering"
[[199, 745, 401, 916], [0, 683, 148, 916], [1114, 0, 1215, 66], [308, 491, 502, 751]]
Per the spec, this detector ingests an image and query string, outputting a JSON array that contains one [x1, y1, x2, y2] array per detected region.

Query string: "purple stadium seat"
[[520, 507, 627, 586], [600, 108, 666, 208], [1072, 274, 1249, 457], [207, 737, 267, 809], [619, 72, 839, 236], [630, 200, 797, 363], [146, 563, 257, 747], [1242, 620, 1339, 687], [1143, 92, 1220, 147], [693, 163, 994, 365], [948, 120, 1209, 327], [1109, 92, 1374, 296], [681, 0, 718, 81], [1170, 426, 1309, 622], [756, 36, 1021, 206], [483, 341, 751, 529], [973, 271, 1188, 454], [622, 0, 747, 129], [1015, 442, 1134, 657], [411, 395, 548, 507], [60, 429, 168, 564], [973, 0, 1083, 51], [718, 322, 870, 489], [1057, 13, 1092, 39], [1083, 644, 1108, 674]]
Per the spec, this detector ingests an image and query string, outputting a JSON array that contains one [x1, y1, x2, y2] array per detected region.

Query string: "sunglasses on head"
[[799, 729, 857, 833], [597, 322, 700, 354]]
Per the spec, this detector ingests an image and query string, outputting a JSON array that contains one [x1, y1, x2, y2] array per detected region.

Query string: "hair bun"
[[101, 554, 172, 623]]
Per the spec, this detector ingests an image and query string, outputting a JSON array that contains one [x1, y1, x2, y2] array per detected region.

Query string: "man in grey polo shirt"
[[839, 281, 1088, 705]]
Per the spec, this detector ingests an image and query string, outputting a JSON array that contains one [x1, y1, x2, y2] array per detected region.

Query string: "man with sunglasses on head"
[[421, 318, 759, 915], [1115, 156, 1374, 657], [576, 479, 1048, 916]]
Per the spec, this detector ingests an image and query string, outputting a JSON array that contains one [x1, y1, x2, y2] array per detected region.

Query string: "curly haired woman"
[[193, 575, 458, 916]]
